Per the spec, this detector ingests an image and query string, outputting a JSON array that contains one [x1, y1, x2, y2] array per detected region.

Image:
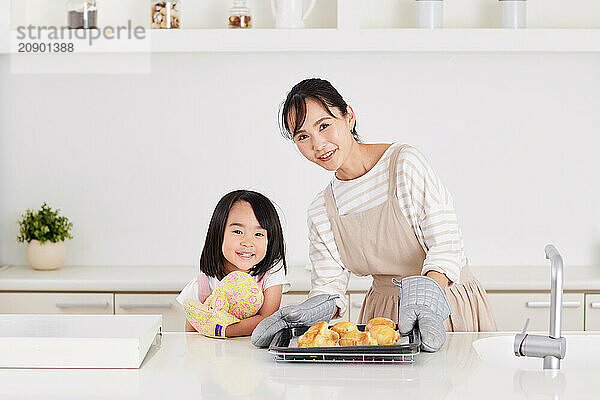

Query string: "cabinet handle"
[[56, 301, 109, 308], [591, 302, 600, 309], [526, 301, 581, 309], [119, 303, 172, 309]]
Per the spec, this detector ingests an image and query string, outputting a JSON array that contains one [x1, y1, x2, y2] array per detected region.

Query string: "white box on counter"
[[0, 314, 162, 369]]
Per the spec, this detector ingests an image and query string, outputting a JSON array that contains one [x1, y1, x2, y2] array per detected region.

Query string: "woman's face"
[[291, 98, 355, 172], [222, 201, 268, 274]]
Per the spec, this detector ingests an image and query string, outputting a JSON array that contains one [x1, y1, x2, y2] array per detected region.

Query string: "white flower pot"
[[26, 240, 66, 271]]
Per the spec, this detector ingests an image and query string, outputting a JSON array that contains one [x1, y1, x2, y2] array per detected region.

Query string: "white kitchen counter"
[[0, 264, 196, 292], [0, 332, 597, 400], [1, 264, 600, 292]]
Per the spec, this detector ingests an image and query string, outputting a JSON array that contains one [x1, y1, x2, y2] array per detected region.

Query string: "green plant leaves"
[[16, 202, 73, 244]]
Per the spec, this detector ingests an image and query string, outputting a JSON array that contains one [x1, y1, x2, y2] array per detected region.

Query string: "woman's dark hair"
[[279, 78, 360, 142], [199, 190, 287, 280]]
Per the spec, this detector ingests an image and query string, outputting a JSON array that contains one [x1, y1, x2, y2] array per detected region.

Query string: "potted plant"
[[17, 202, 73, 270]]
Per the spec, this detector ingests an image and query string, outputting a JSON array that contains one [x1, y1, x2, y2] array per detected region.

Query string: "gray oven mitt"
[[251, 294, 339, 348], [393, 275, 452, 352]]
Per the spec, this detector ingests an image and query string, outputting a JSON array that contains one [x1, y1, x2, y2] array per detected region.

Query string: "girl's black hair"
[[279, 78, 360, 142], [199, 190, 287, 280]]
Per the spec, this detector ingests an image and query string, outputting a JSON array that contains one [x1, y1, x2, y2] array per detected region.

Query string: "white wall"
[[9, 0, 600, 29], [360, 0, 600, 28], [1, 52, 600, 267]]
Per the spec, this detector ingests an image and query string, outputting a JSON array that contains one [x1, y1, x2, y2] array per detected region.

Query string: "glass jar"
[[67, 1, 97, 29], [499, 0, 526, 29], [415, 0, 443, 29], [150, 1, 181, 29], [228, 0, 252, 29]]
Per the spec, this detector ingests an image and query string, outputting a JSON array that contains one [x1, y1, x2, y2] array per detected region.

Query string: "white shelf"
[[4, 28, 600, 54], [151, 28, 600, 53]]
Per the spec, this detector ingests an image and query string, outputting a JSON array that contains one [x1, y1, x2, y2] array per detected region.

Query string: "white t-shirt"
[[176, 261, 290, 305]]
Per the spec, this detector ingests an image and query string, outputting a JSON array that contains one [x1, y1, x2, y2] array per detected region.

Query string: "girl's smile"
[[236, 251, 255, 260]]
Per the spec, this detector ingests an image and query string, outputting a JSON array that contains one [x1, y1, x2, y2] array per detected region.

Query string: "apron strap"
[[256, 269, 271, 290], [197, 273, 211, 303], [387, 144, 408, 198], [324, 183, 339, 218], [325, 144, 408, 216]]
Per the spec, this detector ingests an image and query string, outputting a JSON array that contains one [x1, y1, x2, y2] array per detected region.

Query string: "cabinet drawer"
[[0, 292, 113, 314], [486, 292, 584, 331], [349, 293, 367, 324], [585, 294, 600, 331], [281, 293, 350, 322], [115, 294, 185, 332]]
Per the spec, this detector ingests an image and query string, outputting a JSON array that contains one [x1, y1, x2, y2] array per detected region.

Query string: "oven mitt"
[[251, 294, 339, 348], [393, 275, 452, 352], [182, 271, 263, 338], [182, 299, 240, 338], [206, 271, 264, 320]]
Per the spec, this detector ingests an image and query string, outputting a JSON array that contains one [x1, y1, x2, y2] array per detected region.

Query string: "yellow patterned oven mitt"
[[207, 271, 264, 319], [182, 271, 265, 338], [182, 299, 240, 338]]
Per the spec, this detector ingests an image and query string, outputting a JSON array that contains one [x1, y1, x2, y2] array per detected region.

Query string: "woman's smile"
[[318, 149, 337, 162]]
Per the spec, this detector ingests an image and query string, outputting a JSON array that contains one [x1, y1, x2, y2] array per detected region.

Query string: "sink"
[[473, 334, 600, 371]]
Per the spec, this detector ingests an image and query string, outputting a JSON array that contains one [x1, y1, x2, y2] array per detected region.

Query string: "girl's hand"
[[182, 299, 240, 338], [210, 271, 264, 320], [224, 284, 283, 338]]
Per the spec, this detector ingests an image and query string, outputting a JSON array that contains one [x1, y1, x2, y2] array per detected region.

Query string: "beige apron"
[[323, 144, 497, 332]]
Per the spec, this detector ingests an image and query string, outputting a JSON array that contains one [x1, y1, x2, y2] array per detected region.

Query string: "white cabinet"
[[281, 293, 309, 307], [0, 292, 113, 314], [281, 293, 350, 322], [349, 291, 588, 330], [1, 289, 596, 332], [349, 293, 366, 324], [486, 292, 585, 331], [115, 294, 185, 332], [585, 294, 600, 331]]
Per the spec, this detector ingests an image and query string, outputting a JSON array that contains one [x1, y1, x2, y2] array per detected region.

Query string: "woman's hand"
[[395, 275, 451, 352], [426, 270, 449, 290], [251, 294, 339, 348]]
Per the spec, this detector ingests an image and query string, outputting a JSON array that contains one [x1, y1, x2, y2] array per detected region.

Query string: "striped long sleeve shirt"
[[307, 143, 467, 314]]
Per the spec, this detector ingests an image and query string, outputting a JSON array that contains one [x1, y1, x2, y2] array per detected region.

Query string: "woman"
[[252, 78, 496, 351]]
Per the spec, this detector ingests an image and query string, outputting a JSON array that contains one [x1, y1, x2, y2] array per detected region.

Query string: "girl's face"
[[222, 200, 268, 274], [291, 97, 355, 172]]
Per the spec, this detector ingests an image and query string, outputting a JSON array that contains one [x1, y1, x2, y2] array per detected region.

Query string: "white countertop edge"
[[1, 264, 599, 293], [0, 281, 188, 292]]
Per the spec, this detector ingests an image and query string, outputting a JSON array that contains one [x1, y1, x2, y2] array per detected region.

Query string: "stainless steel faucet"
[[514, 244, 567, 370]]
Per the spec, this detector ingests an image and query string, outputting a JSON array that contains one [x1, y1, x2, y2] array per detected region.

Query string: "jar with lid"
[[150, 1, 181, 29], [67, 1, 98, 29], [229, 0, 252, 29]]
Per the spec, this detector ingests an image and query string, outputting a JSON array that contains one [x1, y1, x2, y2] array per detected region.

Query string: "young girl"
[[176, 190, 289, 338]]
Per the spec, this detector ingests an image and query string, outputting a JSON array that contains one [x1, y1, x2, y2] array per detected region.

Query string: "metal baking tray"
[[268, 324, 420, 363]]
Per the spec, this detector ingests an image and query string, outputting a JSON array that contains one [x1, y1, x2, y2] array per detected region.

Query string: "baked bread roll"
[[339, 330, 378, 346], [297, 321, 340, 348], [365, 317, 396, 331], [331, 321, 358, 337], [368, 325, 401, 345]]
